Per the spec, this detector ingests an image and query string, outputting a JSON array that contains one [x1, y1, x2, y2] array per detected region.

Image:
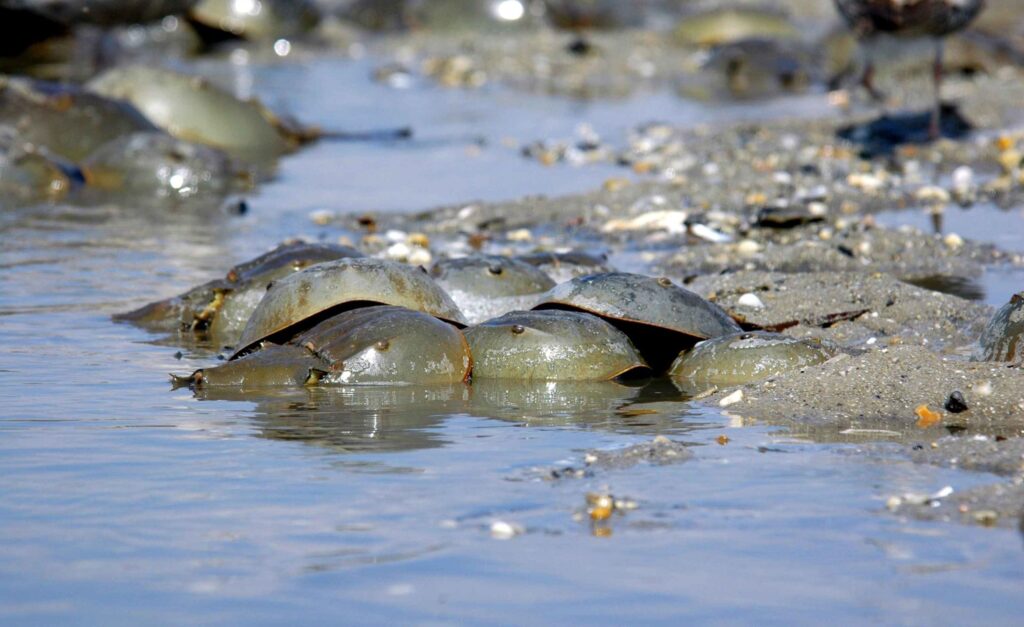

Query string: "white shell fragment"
[[736, 293, 765, 309]]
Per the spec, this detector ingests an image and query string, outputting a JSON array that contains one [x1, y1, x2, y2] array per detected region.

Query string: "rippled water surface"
[[2, 56, 1023, 624]]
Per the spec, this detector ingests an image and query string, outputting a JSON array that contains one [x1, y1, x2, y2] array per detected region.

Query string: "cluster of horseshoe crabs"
[[135, 242, 877, 392]]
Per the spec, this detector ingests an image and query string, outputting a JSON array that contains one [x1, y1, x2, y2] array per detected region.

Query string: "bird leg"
[[930, 38, 945, 140], [860, 60, 886, 102]]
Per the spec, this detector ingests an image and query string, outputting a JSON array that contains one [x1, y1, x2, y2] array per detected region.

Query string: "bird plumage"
[[835, 0, 985, 38]]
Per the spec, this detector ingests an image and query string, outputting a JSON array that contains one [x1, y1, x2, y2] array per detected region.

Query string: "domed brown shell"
[[465, 309, 648, 381], [533, 272, 740, 372], [233, 257, 466, 357]]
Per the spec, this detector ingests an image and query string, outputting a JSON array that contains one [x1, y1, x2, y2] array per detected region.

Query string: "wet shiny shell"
[[430, 254, 556, 324], [114, 242, 363, 344], [533, 272, 740, 371], [543, 0, 640, 30], [465, 310, 649, 381], [0, 76, 158, 161], [0, 140, 75, 203], [700, 39, 811, 99], [407, 0, 539, 32], [12, 0, 198, 25], [234, 257, 467, 357], [979, 292, 1024, 362], [670, 331, 835, 390], [673, 7, 798, 47], [293, 306, 472, 385], [81, 131, 243, 202], [189, 0, 319, 40], [182, 344, 325, 388], [86, 65, 290, 159]]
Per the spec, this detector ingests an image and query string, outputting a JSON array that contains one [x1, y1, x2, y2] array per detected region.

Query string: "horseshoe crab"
[[979, 292, 1024, 363], [465, 310, 649, 381], [670, 331, 836, 392], [188, 0, 320, 41], [180, 305, 471, 387], [174, 344, 325, 388], [430, 255, 555, 324], [80, 132, 249, 204], [115, 241, 363, 346], [515, 250, 611, 284], [292, 305, 471, 385], [0, 76, 159, 161], [542, 0, 639, 30], [9, 0, 198, 26], [673, 7, 798, 47], [533, 273, 741, 372], [233, 257, 467, 357], [407, 0, 538, 31], [0, 137, 78, 204], [695, 39, 811, 100], [86, 65, 293, 160]]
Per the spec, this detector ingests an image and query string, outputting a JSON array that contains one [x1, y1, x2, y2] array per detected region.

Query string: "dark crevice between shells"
[[231, 299, 386, 359], [533, 303, 699, 374]]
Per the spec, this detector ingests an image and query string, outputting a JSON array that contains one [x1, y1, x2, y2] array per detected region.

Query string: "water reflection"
[[196, 384, 470, 454], [467, 378, 704, 435], [190, 378, 704, 456]]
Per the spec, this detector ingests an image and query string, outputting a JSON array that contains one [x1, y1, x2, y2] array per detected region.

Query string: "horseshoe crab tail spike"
[[169, 370, 204, 390]]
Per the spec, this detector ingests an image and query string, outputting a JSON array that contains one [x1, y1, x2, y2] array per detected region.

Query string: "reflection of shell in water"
[[195, 384, 470, 454], [670, 331, 835, 390]]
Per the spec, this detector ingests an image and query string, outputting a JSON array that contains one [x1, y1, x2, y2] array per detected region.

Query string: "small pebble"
[[943, 233, 964, 250], [507, 228, 532, 242], [407, 248, 432, 266], [944, 390, 969, 414], [490, 520, 523, 540], [736, 240, 762, 256], [386, 242, 411, 261], [914, 186, 950, 204], [309, 209, 335, 225]]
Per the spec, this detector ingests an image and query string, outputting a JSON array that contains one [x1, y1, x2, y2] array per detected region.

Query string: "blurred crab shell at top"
[[86, 64, 301, 163], [0, 135, 78, 204], [0, 76, 159, 162], [403, 0, 542, 32], [187, 0, 321, 42], [2, 0, 200, 26], [79, 131, 253, 206], [672, 5, 799, 47], [541, 0, 644, 30]]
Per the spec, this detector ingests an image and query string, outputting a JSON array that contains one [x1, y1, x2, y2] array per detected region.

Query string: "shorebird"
[[834, 0, 986, 138]]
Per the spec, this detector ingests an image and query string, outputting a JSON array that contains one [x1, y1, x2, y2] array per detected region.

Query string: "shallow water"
[[2, 55, 1024, 623]]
